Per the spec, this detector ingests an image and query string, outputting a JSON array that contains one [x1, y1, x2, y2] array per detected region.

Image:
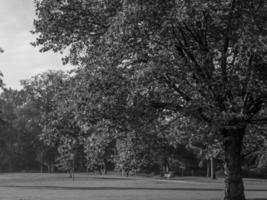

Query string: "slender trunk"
[[211, 157, 216, 179], [72, 159, 75, 181], [223, 127, 245, 200], [206, 159, 210, 177], [40, 152, 43, 174], [166, 164, 169, 173], [103, 163, 107, 175], [51, 163, 54, 173]]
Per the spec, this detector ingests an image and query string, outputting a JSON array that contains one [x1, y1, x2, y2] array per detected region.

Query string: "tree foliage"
[[13, 1, 267, 199]]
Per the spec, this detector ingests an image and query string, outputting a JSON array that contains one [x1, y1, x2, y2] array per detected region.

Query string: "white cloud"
[[0, 0, 74, 89]]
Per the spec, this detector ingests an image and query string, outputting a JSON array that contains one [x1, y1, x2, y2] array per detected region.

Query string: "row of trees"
[[0, 0, 266, 199], [0, 70, 203, 175], [0, 71, 193, 174], [2, 69, 265, 177]]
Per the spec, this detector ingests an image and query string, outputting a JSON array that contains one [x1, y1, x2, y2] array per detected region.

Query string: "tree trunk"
[[223, 127, 245, 200], [206, 159, 210, 177], [40, 152, 43, 174], [72, 159, 75, 181], [51, 163, 54, 173], [210, 157, 216, 179], [165, 164, 169, 173], [103, 163, 107, 175]]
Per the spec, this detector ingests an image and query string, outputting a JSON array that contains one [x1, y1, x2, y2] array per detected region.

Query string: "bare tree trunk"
[[211, 157, 216, 179], [40, 152, 43, 174], [102, 163, 107, 175], [206, 159, 210, 177], [166, 164, 169, 173], [51, 163, 54, 173], [223, 127, 245, 200], [47, 164, 50, 173], [72, 159, 75, 182]]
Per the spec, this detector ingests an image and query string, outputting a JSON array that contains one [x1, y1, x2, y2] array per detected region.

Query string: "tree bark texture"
[[223, 127, 246, 200]]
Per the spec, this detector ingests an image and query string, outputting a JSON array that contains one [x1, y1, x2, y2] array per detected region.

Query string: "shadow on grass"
[[1, 185, 267, 192]]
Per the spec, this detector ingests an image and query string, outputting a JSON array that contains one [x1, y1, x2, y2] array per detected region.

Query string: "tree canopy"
[[32, 1, 267, 199], [0, 1, 266, 200]]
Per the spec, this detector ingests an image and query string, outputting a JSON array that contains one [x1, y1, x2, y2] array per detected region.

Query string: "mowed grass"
[[0, 173, 266, 200]]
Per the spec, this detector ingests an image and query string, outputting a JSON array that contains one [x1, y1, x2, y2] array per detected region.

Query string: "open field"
[[0, 173, 266, 200]]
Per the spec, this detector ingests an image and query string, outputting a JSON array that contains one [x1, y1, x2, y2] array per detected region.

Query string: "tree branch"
[[162, 74, 191, 102], [150, 101, 212, 123]]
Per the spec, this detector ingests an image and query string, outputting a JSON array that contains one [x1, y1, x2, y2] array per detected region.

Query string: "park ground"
[[0, 173, 267, 200]]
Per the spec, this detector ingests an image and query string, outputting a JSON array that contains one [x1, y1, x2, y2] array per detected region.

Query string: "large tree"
[[33, 1, 267, 199]]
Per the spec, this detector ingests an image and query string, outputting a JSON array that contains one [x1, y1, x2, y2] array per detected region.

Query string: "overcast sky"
[[0, 0, 72, 89]]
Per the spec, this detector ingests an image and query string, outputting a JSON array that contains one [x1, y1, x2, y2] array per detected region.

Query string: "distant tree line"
[[0, 69, 266, 179], [0, 73, 206, 176]]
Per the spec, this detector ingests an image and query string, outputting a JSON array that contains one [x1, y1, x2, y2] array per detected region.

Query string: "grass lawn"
[[0, 173, 266, 200]]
